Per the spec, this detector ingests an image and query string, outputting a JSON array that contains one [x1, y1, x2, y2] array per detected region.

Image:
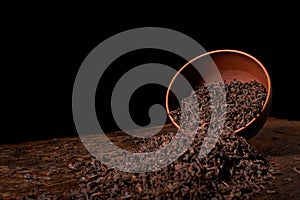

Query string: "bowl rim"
[[165, 49, 272, 133]]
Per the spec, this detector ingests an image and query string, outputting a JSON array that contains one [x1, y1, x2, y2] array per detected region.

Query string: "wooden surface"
[[0, 117, 299, 199]]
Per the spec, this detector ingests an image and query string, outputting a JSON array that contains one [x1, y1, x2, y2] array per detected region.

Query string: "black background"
[[3, 6, 300, 144]]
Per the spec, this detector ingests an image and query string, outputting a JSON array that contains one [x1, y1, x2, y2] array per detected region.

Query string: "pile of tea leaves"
[[169, 80, 268, 131], [67, 80, 275, 200]]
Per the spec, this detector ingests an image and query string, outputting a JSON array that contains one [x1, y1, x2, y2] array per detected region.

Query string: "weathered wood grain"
[[0, 118, 299, 199]]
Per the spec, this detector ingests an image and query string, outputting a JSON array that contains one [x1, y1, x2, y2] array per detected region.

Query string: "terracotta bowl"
[[166, 49, 272, 140]]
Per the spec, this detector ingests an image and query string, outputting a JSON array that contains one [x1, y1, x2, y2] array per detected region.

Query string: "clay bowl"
[[166, 49, 272, 140]]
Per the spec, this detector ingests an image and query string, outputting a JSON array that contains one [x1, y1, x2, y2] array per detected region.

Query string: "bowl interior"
[[212, 51, 269, 89], [166, 49, 271, 137]]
